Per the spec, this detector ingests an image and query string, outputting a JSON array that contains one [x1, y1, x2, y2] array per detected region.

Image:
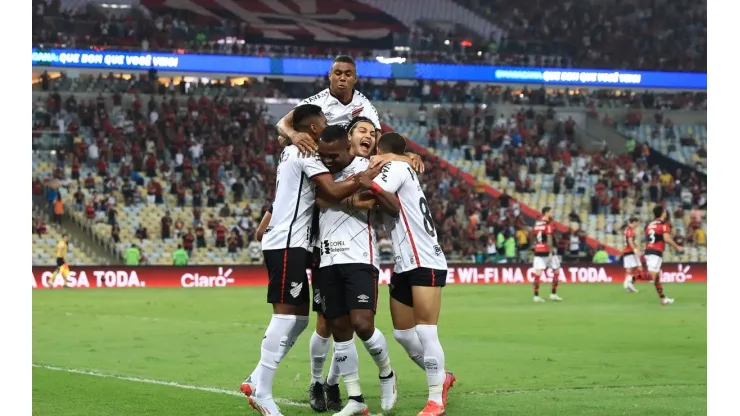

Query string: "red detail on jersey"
[[645, 220, 670, 254], [623, 226, 636, 254], [532, 217, 554, 254], [398, 195, 421, 266]]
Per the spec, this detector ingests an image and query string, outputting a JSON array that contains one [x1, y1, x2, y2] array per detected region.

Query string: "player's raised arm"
[[369, 151, 425, 174]]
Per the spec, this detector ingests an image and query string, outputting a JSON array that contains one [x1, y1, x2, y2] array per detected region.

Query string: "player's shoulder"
[[385, 160, 411, 172], [354, 89, 373, 105], [300, 89, 330, 106]]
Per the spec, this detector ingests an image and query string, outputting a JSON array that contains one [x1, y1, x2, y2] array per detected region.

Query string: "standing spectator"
[[195, 223, 206, 248], [227, 231, 239, 258], [215, 221, 227, 248], [161, 211, 173, 240], [53, 196, 64, 225], [124, 244, 141, 266], [183, 228, 195, 256], [592, 246, 609, 264], [111, 225, 121, 244], [173, 244, 189, 266]]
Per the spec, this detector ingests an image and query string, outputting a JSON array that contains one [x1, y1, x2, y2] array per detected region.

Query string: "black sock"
[[379, 371, 394, 380], [349, 395, 364, 403]]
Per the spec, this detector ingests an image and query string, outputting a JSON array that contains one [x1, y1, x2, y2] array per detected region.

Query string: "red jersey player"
[[531, 207, 564, 302], [622, 217, 643, 293], [645, 206, 684, 305]]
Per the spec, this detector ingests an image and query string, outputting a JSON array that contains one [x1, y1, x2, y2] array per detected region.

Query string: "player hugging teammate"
[[241, 56, 453, 416]]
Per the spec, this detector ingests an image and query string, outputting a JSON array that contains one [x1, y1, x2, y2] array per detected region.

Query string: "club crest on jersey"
[[351, 106, 364, 117]]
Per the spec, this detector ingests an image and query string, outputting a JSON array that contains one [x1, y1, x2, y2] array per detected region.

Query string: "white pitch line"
[[33, 364, 385, 416]]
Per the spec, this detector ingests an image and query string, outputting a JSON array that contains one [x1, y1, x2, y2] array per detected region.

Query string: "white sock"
[[362, 328, 392, 377], [416, 324, 445, 405], [334, 338, 362, 397], [309, 330, 332, 383], [626, 274, 633, 284], [393, 328, 426, 370], [250, 315, 307, 384], [254, 314, 297, 399], [326, 349, 340, 386]]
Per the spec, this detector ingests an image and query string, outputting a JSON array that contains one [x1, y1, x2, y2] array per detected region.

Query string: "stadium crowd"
[[31, 70, 706, 265], [33, 0, 706, 70]]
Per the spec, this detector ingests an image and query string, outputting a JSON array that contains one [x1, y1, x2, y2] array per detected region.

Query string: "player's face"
[[349, 121, 377, 157], [329, 62, 357, 93], [318, 140, 353, 173]]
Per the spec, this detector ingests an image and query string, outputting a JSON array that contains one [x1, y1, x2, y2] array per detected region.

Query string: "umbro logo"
[[290, 282, 303, 298], [357, 294, 370, 303]]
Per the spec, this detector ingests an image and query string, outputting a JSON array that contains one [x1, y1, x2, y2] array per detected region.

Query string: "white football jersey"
[[318, 157, 379, 269], [261, 145, 329, 252], [299, 88, 380, 129], [374, 161, 448, 273]]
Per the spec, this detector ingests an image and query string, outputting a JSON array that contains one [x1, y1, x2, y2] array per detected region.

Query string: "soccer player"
[[645, 206, 684, 305], [367, 132, 456, 416], [622, 217, 644, 293], [276, 55, 381, 155], [47, 234, 70, 288], [313, 125, 400, 415], [531, 207, 564, 302], [256, 204, 272, 242], [240, 104, 371, 416]]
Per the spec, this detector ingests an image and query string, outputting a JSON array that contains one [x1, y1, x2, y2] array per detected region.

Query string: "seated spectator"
[[592, 246, 610, 264]]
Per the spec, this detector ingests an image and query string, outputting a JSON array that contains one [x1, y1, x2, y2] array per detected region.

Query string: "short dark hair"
[[333, 55, 356, 67], [629, 216, 639, 224], [377, 132, 406, 155], [292, 104, 323, 130], [347, 116, 376, 133], [320, 124, 349, 144], [653, 205, 665, 219], [542, 206, 552, 215]]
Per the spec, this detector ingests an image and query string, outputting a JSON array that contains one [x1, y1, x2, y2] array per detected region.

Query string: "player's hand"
[[406, 153, 425, 174], [369, 154, 393, 170], [291, 132, 318, 157], [277, 135, 291, 148], [356, 166, 382, 187], [676, 246, 685, 253]]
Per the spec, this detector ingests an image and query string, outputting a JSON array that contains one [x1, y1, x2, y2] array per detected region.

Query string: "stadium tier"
[[31, 73, 706, 265], [34, 0, 705, 70]]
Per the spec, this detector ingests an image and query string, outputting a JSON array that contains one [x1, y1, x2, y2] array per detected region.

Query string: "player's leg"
[[346, 265, 397, 412], [549, 256, 563, 301], [244, 249, 310, 416], [532, 256, 547, 302], [410, 269, 454, 415], [623, 255, 639, 292], [308, 273, 331, 412], [325, 267, 368, 416], [389, 273, 426, 370], [646, 255, 673, 305], [48, 258, 64, 287], [60, 263, 71, 288]]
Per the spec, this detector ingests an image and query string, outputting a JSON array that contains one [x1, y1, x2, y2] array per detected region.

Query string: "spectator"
[[124, 244, 141, 266], [173, 244, 189, 266], [111, 225, 121, 244], [53, 195, 64, 225], [592, 246, 610, 264], [503, 231, 516, 263], [161, 211, 172, 240], [377, 232, 394, 263], [135, 225, 148, 241], [227, 231, 239, 257]]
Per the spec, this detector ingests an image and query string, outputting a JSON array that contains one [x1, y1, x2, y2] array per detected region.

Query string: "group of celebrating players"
[[240, 56, 454, 416]]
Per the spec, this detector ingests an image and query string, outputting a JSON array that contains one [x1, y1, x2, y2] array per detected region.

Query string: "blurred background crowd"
[[31, 0, 706, 267]]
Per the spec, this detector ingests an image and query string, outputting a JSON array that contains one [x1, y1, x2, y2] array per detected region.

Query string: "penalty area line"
[[33, 363, 385, 415]]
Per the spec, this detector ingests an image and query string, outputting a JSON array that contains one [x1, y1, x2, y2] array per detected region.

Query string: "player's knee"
[[273, 302, 309, 316], [315, 314, 332, 338], [350, 315, 375, 341]]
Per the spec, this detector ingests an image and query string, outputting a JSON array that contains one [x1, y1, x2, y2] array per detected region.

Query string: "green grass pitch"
[[32, 284, 706, 416]]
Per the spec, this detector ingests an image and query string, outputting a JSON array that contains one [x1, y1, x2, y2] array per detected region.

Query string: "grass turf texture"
[[33, 284, 707, 416]]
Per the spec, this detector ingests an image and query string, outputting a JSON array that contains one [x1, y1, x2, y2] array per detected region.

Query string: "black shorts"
[[264, 248, 310, 305], [56, 257, 65, 267], [318, 264, 379, 320], [390, 267, 447, 307], [308, 247, 323, 313]]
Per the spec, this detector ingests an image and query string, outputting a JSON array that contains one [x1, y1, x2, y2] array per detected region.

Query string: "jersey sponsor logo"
[[143, 0, 403, 48], [322, 239, 350, 254]]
